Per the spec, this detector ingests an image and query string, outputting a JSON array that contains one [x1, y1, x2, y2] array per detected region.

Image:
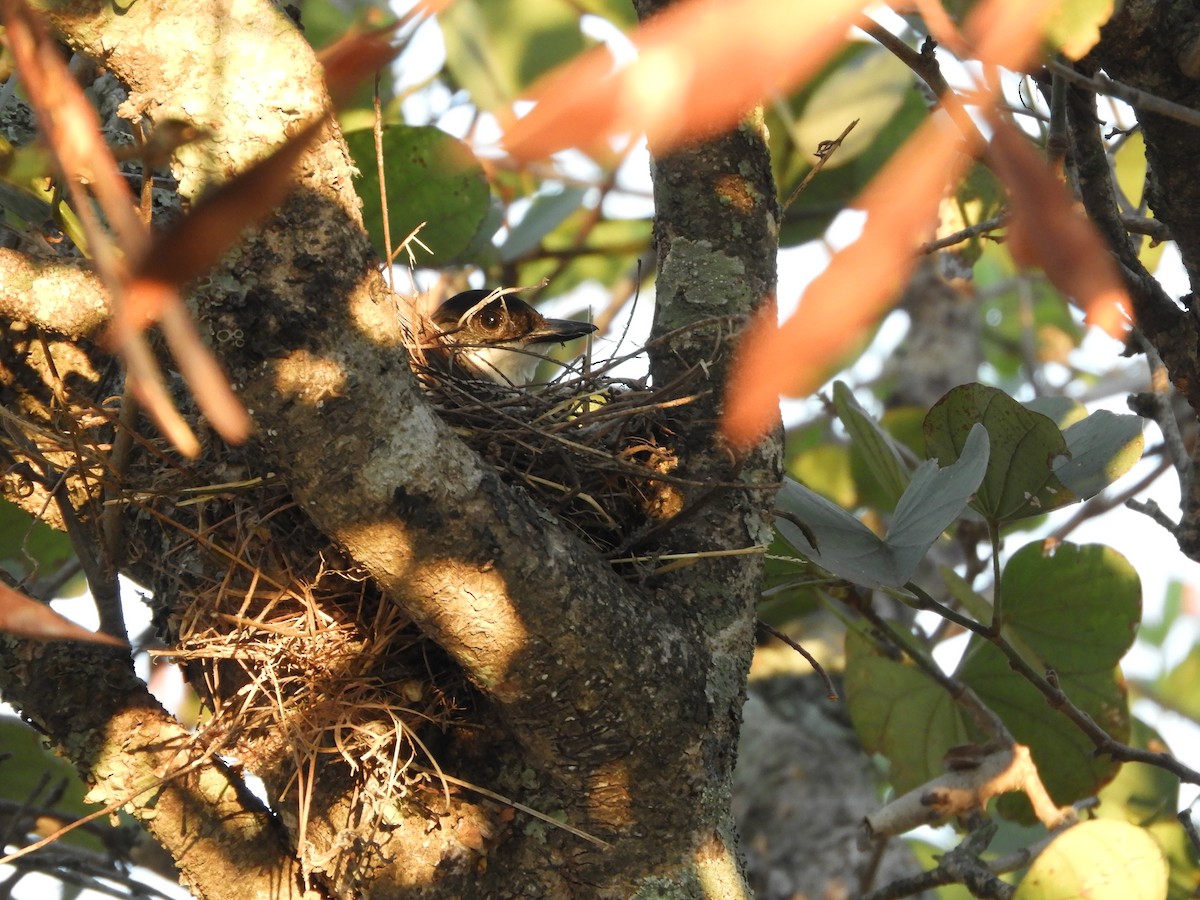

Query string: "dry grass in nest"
[[415, 355, 698, 556], [141, 481, 463, 873]]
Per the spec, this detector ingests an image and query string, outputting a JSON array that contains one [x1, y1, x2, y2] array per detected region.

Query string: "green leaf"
[[957, 542, 1139, 815], [1113, 130, 1147, 211], [1023, 396, 1089, 431], [1014, 819, 1167, 900], [0, 499, 76, 589], [1138, 579, 1183, 648], [1147, 820, 1200, 900], [975, 243, 1084, 378], [512, 214, 651, 295], [771, 43, 927, 246], [0, 716, 102, 852], [1155, 644, 1200, 720], [939, 565, 994, 625], [775, 424, 988, 589], [441, 0, 589, 110], [345, 125, 491, 265], [1054, 410, 1144, 499], [787, 441, 858, 508], [924, 383, 1073, 522], [1043, 0, 1116, 61], [831, 381, 909, 508], [1096, 721, 1179, 827], [499, 186, 589, 262], [792, 44, 912, 172], [845, 629, 971, 794]]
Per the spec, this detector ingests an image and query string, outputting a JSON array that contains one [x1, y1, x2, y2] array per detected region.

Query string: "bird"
[[430, 289, 597, 386]]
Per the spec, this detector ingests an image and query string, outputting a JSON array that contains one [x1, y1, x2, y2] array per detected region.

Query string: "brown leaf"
[[987, 118, 1130, 338], [318, 22, 404, 108], [2, 0, 147, 262], [0, 583, 126, 647], [503, 0, 862, 161], [722, 118, 968, 448]]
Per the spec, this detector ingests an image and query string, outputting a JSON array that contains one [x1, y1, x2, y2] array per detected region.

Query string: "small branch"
[[1174, 436, 1200, 559], [1127, 330, 1189, 481], [903, 582, 1200, 784], [859, 589, 1011, 743], [1050, 454, 1172, 542], [0, 410, 126, 642], [860, 20, 985, 148], [919, 213, 1007, 254], [1125, 497, 1179, 534], [861, 19, 952, 100], [1120, 214, 1172, 244], [756, 619, 838, 700], [1047, 59, 1200, 129], [781, 118, 859, 213], [864, 820, 1015, 900], [862, 744, 1074, 841], [1064, 76, 1192, 352]]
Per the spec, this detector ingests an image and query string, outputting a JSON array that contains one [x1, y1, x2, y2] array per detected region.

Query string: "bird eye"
[[479, 310, 502, 330]]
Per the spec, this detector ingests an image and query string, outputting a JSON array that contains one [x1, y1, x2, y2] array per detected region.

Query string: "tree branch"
[[0, 250, 108, 338], [0, 640, 303, 898]]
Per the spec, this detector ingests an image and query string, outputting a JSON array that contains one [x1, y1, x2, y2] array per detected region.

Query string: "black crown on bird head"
[[431, 289, 596, 386]]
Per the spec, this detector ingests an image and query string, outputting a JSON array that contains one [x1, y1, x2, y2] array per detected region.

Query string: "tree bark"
[[0, 0, 782, 896], [1088, 0, 1200, 558]]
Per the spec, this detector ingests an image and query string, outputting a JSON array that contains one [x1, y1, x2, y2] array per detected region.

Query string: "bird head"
[[431, 289, 597, 386]]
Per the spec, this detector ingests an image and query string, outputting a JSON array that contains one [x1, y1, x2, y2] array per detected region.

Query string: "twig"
[[1120, 214, 1171, 244], [919, 213, 1007, 254], [1047, 59, 1200, 128], [909, 585, 1200, 784], [865, 820, 1015, 900], [408, 765, 611, 849], [1050, 454, 1172, 541], [1128, 329, 1189, 481], [755, 619, 839, 700], [1125, 497, 1179, 534], [781, 118, 859, 213]]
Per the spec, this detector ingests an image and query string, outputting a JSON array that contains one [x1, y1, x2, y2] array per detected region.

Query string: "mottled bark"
[[0, 1, 783, 898], [1088, 0, 1200, 558]]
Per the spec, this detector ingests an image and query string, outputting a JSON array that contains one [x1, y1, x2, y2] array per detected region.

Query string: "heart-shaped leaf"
[[957, 541, 1139, 815], [925, 383, 1071, 522], [776, 423, 988, 589]]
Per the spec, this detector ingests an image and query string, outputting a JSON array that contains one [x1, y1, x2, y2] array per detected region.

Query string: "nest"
[[5, 311, 708, 881], [147, 335, 701, 878], [152, 480, 462, 874], [414, 354, 696, 556]]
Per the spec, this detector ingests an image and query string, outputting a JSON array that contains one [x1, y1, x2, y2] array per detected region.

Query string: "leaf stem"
[[987, 519, 1003, 635]]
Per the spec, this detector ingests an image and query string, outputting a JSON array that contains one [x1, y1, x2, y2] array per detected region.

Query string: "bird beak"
[[524, 317, 598, 345]]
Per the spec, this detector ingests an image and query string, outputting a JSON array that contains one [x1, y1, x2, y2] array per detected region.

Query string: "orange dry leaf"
[[503, 0, 865, 161], [917, 0, 1054, 72], [318, 21, 404, 107], [1, 0, 146, 264], [720, 0, 1080, 447], [722, 116, 968, 448], [0, 583, 126, 646], [3, 0, 403, 457], [987, 118, 1130, 337], [965, 0, 1059, 71]]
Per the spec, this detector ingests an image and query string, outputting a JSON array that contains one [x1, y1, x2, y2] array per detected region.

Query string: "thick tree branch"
[[0, 640, 303, 900], [0, 250, 108, 338], [15, 0, 780, 893], [1091, 2, 1200, 290]]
